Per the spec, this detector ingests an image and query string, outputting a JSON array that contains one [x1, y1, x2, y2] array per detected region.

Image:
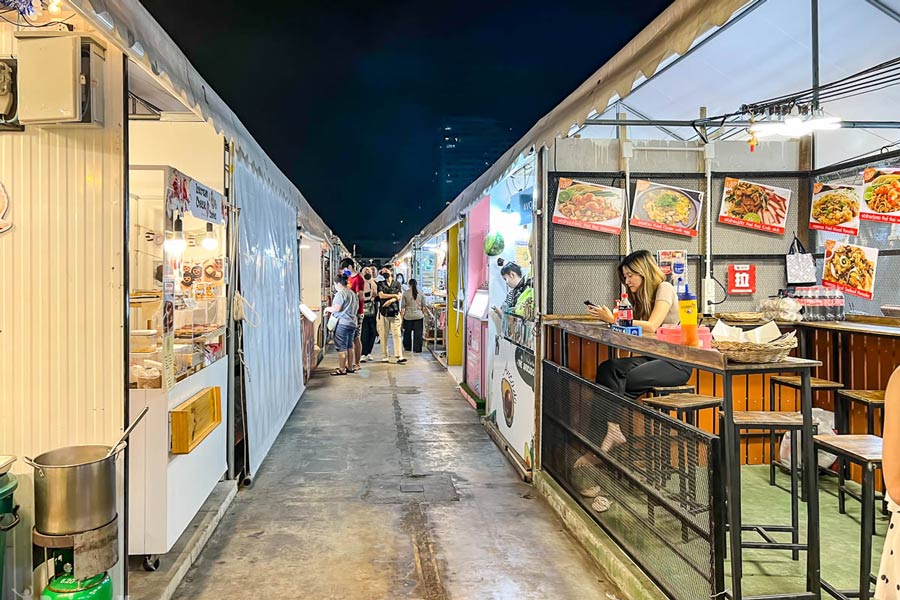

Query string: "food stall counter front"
[[542, 317, 822, 600]]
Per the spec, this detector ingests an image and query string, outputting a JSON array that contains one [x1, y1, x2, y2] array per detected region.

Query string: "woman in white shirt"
[[401, 278, 425, 353]]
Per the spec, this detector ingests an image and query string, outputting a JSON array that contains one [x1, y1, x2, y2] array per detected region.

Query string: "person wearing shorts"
[[342, 258, 365, 371], [325, 273, 359, 375]]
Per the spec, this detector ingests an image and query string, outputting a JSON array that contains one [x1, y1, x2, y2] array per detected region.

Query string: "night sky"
[[141, 0, 670, 257]]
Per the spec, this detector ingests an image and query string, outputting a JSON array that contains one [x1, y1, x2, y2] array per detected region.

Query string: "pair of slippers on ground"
[[331, 367, 360, 376]]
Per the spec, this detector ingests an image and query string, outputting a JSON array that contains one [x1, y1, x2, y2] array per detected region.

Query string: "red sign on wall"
[[727, 264, 756, 295]]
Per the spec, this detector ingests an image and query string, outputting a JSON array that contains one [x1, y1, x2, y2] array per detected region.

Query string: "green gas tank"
[[41, 573, 112, 600]]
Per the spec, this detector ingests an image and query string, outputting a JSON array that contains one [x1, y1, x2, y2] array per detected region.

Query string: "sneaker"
[[360, 355, 369, 363], [396, 357, 407, 364], [380, 357, 390, 363]]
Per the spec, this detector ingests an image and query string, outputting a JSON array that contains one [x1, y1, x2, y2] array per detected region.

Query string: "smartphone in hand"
[[583, 300, 597, 307]]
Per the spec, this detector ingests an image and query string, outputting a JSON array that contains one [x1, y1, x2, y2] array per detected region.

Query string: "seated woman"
[[581, 250, 692, 458]]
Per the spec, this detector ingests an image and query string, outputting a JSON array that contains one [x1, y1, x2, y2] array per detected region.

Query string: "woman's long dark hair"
[[409, 278, 419, 300]]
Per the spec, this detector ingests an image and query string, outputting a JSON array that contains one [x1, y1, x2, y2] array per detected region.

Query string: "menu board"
[[552, 178, 624, 234], [630, 180, 703, 237], [718, 177, 792, 235], [822, 240, 878, 300], [810, 183, 862, 236], [861, 168, 900, 224]]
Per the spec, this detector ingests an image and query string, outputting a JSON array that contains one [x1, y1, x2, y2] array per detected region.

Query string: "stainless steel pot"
[[24, 445, 118, 535]]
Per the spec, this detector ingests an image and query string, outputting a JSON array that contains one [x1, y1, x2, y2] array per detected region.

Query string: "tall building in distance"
[[437, 117, 517, 204]]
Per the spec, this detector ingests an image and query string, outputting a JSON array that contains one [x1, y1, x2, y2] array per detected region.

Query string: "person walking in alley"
[[360, 266, 379, 362], [324, 273, 358, 375], [377, 267, 406, 363], [341, 258, 365, 372], [401, 278, 425, 353]]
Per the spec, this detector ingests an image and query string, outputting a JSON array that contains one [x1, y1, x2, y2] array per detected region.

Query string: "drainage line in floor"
[[389, 372, 449, 600]]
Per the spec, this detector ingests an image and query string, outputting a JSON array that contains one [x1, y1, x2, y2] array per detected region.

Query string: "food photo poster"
[[861, 168, 900, 224], [718, 177, 792, 235], [630, 180, 703, 237], [552, 178, 624, 234], [822, 240, 879, 300], [810, 183, 862, 236]]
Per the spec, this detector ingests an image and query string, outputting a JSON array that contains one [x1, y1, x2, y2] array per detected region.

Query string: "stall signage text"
[[727, 264, 756, 295]]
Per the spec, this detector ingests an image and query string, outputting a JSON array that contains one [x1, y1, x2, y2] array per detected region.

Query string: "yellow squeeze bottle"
[[679, 284, 700, 347]]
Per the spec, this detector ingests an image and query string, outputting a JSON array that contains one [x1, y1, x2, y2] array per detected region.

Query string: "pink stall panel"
[[467, 195, 490, 303]]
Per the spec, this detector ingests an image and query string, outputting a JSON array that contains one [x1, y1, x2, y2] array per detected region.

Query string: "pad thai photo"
[[864, 175, 900, 214], [556, 186, 622, 223], [812, 189, 860, 226], [642, 188, 693, 226], [824, 244, 876, 293], [723, 180, 788, 225]]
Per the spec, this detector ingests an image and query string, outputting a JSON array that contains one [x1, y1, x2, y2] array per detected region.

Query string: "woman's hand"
[[587, 304, 615, 324], [324, 307, 334, 314]]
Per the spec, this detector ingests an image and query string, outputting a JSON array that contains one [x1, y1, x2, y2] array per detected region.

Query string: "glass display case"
[[128, 166, 226, 389]]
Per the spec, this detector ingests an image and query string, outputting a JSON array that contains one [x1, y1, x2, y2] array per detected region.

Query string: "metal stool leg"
[[770, 379, 777, 486], [860, 463, 875, 600], [790, 428, 800, 561]]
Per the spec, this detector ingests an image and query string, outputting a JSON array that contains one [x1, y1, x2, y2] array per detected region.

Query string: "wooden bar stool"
[[834, 390, 885, 436], [769, 376, 843, 490], [729, 410, 809, 560], [650, 384, 695, 397], [814, 434, 882, 600], [643, 394, 721, 542]]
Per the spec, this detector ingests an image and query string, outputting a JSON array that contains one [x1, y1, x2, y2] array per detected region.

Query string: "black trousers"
[[361, 315, 378, 356], [402, 318, 424, 352], [591, 357, 692, 440]]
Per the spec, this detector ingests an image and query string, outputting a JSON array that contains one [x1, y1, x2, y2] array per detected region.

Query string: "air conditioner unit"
[[14, 32, 106, 127]]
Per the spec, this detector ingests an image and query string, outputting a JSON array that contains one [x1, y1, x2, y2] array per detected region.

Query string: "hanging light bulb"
[[165, 214, 186, 255], [202, 222, 218, 251], [48, 0, 63, 15]]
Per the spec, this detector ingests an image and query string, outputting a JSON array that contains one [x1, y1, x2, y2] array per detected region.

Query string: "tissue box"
[[612, 325, 643, 336]]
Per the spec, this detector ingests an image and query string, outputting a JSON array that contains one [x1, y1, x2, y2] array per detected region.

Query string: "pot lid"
[[47, 573, 108, 593], [0, 455, 14, 475]]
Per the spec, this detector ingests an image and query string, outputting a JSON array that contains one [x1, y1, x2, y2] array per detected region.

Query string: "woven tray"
[[718, 311, 765, 322], [712, 337, 798, 363]]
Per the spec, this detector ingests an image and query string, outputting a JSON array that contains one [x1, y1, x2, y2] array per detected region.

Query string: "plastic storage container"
[[130, 329, 158, 353]]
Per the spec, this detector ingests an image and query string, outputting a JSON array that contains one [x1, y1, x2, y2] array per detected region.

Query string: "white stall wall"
[[234, 156, 304, 477], [0, 27, 126, 598], [128, 120, 224, 193]]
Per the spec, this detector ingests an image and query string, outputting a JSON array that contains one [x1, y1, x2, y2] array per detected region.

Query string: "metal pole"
[[225, 141, 238, 481], [811, 0, 820, 110]]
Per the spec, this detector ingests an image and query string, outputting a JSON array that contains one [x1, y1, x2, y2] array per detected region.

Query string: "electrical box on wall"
[[14, 32, 105, 127]]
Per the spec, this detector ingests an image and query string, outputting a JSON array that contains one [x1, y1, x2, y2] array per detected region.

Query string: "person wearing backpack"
[[360, 266, 379, 362], [401, 278, 425, 353]]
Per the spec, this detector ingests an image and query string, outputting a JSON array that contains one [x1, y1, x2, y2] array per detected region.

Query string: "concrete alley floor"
[[171, 352, 618, 600]]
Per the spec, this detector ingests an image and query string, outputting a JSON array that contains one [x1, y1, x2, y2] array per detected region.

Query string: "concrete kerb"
[[533, 470, 666, 600]]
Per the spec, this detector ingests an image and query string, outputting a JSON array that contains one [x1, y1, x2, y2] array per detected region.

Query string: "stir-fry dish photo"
[[723, 180, 788, 225], [640, 188, 694, 226], [824, 244, 876, 293], [864, 174, 900, 214], [812, 189, 860, 226], [556, 184, 622, 223]]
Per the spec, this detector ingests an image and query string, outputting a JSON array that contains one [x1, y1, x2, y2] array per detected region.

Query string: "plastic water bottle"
[[837, 290, 846, 321]]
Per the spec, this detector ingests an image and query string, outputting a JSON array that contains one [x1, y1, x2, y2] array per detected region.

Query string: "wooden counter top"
[[794, 320, 900, 338], [545, 318, 821, 374]]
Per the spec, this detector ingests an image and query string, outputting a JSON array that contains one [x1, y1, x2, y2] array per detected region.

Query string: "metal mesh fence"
[[541, 360, 724, 600]]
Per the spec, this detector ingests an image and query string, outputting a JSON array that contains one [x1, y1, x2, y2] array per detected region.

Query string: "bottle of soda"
[[837, 290, 846, 321], [617, 293, 633, 327]]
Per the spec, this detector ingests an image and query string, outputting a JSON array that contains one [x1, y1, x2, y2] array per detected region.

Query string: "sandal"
[[592, 496, 612, 513], [330, 369, 347, 376], [579, 485, 603, 498]]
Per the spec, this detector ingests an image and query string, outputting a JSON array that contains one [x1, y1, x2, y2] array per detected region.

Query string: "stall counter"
[[128, 359, 227, 556]]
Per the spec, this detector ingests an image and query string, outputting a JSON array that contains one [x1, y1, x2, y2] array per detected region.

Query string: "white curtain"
[[234, 156, 304, 477]]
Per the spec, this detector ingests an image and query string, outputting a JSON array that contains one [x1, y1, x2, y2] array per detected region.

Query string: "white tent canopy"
[[69, 0, 334, 242], [403, 0, 900, 250]]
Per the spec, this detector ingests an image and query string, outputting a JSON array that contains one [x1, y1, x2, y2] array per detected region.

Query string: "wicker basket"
[[718, 311, 765, 322], [712, 337, 798, 364]]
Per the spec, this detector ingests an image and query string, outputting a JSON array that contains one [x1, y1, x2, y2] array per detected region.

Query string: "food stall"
[[421, 233, 449, 362], [126, 165, 228, 563], [463, 196, 491, 410]]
